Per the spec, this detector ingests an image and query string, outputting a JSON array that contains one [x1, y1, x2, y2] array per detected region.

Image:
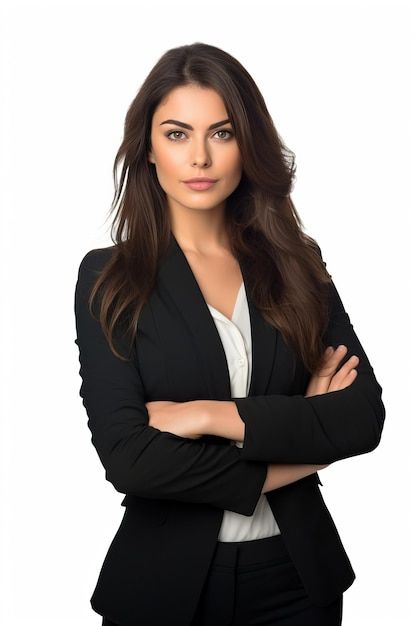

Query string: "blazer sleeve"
[[74, 250, 267, 516], [235, 276, 386, 465]]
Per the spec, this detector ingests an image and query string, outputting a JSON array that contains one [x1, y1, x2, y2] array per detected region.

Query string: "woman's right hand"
[[304, 345, 359, 398]]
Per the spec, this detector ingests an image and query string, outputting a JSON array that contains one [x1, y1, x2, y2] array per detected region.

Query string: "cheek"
[[158, 149, 180, 171], [151, 136, 179, 169], [226, 148, 242, 173], [154, 152, 183, 186], [228, 155, 243, 182]]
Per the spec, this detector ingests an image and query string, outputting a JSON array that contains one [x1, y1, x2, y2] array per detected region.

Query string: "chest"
[[181, 249, 243, 321], [133, 232, 305, 404]]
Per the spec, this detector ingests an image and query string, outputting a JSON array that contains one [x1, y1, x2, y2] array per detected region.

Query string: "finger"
[[306, 374, 330, 396], [306, 346, 354, 397], [328, 356, 359, 391], [316, 345, 348, 377], [306, 346, 348, 396], [332, 355, 360, 381], [329, 368, 358, 392], [323, 346, 335, 359]]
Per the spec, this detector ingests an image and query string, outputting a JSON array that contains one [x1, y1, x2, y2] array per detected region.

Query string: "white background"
[[0, 0, 415, 624]]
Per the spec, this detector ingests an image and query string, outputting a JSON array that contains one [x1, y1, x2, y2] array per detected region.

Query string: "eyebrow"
[[159, 118, 232, 130]]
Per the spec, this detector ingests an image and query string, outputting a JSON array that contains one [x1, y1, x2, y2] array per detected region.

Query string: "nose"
[[191, 137, 212, 168]]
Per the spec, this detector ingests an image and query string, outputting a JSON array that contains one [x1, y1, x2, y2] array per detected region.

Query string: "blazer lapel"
[[158, 231, 278, 400]]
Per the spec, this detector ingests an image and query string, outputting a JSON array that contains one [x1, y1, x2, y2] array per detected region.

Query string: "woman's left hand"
[[145, 400, 207, 439], [305, 345, 359, 397]]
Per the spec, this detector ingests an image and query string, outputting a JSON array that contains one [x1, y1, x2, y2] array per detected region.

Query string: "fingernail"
[[325, 347, 334, 355]]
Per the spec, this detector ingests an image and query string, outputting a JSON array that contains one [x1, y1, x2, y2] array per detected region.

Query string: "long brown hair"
[[88, 42, 332, 374]]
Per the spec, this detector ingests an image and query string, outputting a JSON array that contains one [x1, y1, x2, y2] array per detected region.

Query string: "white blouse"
[[206, 281, 281, 542]]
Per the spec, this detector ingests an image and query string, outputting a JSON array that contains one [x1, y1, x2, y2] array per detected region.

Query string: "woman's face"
[[148, 84, 242, 216]]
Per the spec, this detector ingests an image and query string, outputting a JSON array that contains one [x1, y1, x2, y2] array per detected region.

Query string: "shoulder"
[[78, 244, 117, 273], [75, 245, 118, 298]]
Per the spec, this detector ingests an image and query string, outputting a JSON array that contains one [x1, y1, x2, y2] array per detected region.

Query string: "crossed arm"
[[75, 250, 385, 514], [146, 345, 362, 492]]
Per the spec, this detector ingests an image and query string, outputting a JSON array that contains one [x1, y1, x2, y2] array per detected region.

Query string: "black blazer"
[[74, 232, 385, 626]]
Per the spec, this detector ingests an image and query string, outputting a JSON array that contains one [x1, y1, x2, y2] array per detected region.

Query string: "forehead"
[[153, 85, 227, 121]]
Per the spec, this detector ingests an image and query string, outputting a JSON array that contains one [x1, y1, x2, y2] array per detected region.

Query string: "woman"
[[74, 42, 385, 626]]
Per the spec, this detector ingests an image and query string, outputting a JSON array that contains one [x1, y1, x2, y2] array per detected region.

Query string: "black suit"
[[74, 232, 385, 626]]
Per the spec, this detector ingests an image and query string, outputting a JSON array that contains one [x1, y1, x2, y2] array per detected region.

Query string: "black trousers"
[[102, 534, 343, 626]]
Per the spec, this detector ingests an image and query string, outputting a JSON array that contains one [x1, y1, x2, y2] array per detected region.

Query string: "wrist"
[[198, 400, 245, 441]]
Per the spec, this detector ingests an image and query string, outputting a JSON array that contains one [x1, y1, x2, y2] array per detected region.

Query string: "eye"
[[215, 129, 234, 140], [166, 130, 187, 141], [165, 129, 235, 142]]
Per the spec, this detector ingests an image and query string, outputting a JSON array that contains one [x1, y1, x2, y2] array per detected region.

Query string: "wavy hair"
[[87, 42, 332, 374]]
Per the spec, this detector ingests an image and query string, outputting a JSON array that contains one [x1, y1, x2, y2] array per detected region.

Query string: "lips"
[[183, 179, 217, 191], [183, 177, 218, 183]]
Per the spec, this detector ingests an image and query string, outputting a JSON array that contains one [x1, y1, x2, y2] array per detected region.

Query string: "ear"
[[148, 149, 155, 164]]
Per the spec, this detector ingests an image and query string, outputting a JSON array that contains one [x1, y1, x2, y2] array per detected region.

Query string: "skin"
[[148, 83, 242, 254], [145, 84, 360, 491]]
